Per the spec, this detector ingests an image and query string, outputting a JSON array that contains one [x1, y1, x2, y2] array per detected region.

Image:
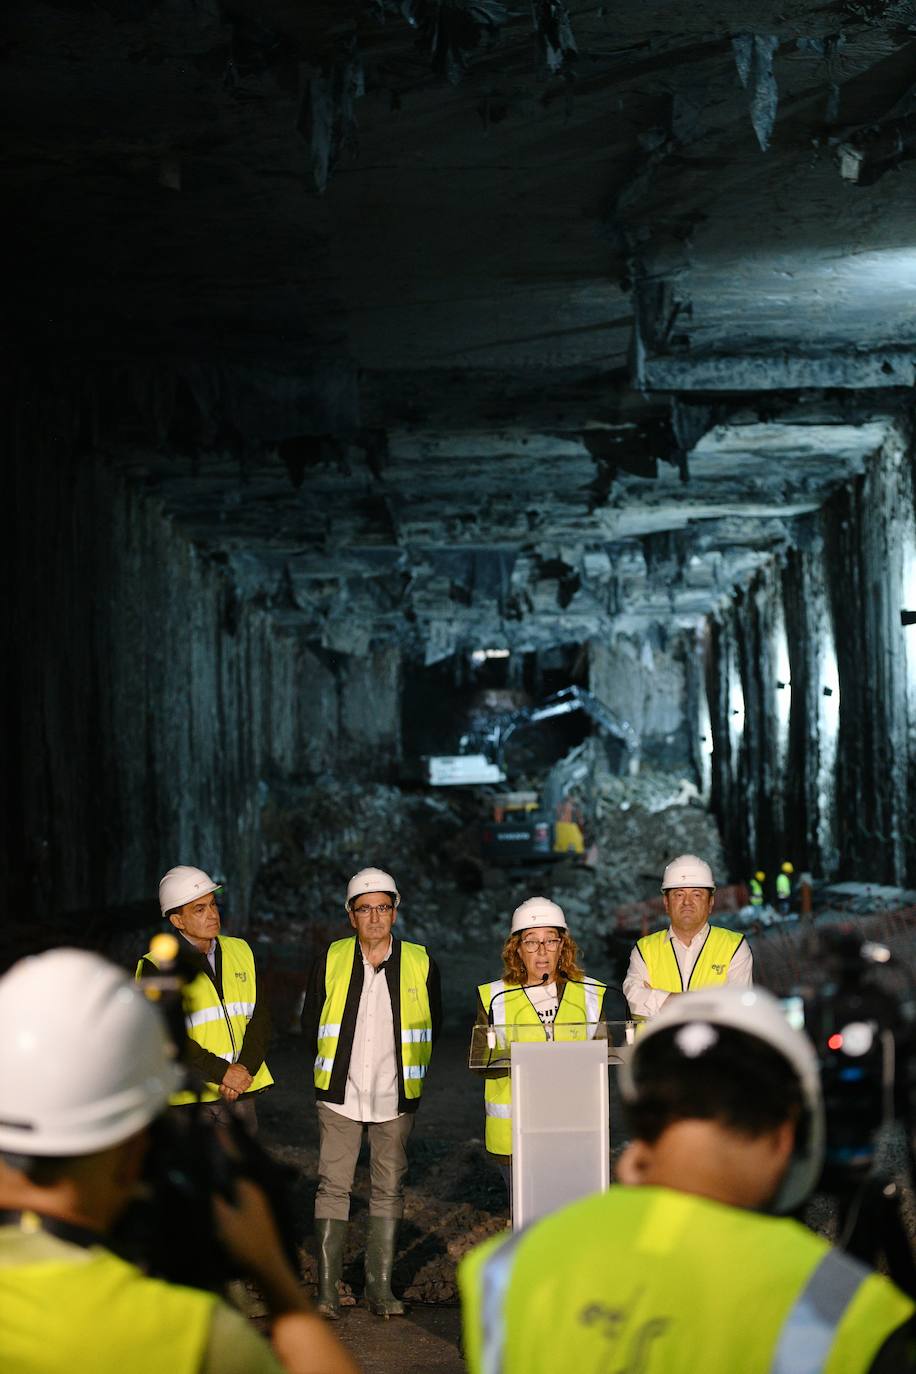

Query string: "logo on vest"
[[710, 963, 725, 974], [235, 971, 248, 982]]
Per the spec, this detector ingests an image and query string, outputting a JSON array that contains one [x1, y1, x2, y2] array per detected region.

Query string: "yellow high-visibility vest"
[[637, 926, 745, 996], [477, 977, 605, 1156], [314, 938, 432, 1100], [458, 1185, 914, 1374], [137, 935, 273, 1105], [0, 1227, 217, 1374]]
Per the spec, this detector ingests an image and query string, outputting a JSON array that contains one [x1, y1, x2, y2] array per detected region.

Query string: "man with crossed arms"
[[623, 853, 752, 1020]]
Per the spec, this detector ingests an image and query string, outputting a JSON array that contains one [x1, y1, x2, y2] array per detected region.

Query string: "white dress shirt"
[[325, 938, 402, 1124], [623, 923, 753, 1019]]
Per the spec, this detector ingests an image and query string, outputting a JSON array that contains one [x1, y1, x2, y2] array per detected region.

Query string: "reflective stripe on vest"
[[313, 938, 433, 1100], [636, 926, 744, 996], [477, 977, 606, 1155], [457, 1187, 914, 1374], [480, 1230, 525, 1374], [137, 936, 273, 1105], [185, 1001, 256, 1029], [770, 1249, 869, 1374]]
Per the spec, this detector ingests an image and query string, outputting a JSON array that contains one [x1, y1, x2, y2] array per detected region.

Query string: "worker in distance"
[[623, 852, 752, 1019], [0, 948, 358, 1374], [460, 985, 915, 1374]]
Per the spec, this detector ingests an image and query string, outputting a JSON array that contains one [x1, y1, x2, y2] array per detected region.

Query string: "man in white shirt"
[[301, 867, 441, 1320], [623, 853, 752, 1020]]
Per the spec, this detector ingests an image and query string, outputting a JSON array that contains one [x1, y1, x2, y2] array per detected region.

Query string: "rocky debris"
[[252, 777, 467, 932], [249, 750, 726, 978]]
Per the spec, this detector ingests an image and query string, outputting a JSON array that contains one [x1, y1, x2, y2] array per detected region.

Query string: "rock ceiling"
[[7, 1, 916, 652]]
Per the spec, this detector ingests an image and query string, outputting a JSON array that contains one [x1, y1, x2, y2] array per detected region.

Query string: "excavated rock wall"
[[707, 424, 916, 884], [589, 631, 698, 771], [3, 379, 400, 923]]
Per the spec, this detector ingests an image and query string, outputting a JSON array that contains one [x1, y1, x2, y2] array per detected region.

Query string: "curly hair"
[[501, 928, 585, 985]]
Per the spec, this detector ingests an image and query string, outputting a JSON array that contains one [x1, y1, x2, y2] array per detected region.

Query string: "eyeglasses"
[[520, 937, 562, 952], [353, 902, 394, 917]]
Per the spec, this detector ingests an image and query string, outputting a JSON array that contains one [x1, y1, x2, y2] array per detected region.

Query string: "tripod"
[[831, 1168, 916, 1299]]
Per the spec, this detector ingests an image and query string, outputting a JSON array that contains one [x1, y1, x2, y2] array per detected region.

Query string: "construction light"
[[471, 647, 511, 663]]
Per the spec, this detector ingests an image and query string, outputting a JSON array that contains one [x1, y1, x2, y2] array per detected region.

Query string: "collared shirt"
[[623, 923, 753, 1019], [325, 938, 402, 1124], [179, 931, 216, 974]]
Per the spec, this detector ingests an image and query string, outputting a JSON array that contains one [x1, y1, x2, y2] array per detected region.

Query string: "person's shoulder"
[[398, 937, 433, 956], [325, 934, 356, 952], [200, 1299, 284, 1374], [219, 934, 253, 953], [317, 934, 357, 967]]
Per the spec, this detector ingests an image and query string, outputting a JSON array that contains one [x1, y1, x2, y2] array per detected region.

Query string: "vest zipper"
[[213, 942, 238, 1061], [686, 928, 712, 990]]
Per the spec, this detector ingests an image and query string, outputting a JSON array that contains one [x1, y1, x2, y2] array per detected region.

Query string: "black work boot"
[[364, 1215, 406, 1317], [314, 1218, 348, 1320]]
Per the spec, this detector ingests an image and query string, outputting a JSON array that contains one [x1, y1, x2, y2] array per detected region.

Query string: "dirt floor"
[[254, 1025, 639, 1372], [244, 913, 916, 1373], [253, 1028, 493, 1371]]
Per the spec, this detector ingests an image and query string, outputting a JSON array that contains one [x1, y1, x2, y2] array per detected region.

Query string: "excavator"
[[426, 686, 639, 865]]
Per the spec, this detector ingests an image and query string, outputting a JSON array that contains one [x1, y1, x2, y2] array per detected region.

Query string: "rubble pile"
[[251, 753, 726, 974], [252, 778, 469, 939]]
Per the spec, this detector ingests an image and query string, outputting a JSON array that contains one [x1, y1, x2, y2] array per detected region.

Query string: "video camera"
[[115, 932, 299, 1293], [785, 930, 913, 1186], [784, 928, 916, 1294]]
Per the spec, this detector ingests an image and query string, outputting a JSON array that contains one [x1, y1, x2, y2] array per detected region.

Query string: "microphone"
[[486, 973, 551, 1048], [562, 973, 631, 1016], [487, 972, 551, 1024]]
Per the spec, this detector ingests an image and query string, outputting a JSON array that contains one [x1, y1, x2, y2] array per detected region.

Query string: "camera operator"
[[459, 987, 915, 1374], [0, 949, 359, 1374]]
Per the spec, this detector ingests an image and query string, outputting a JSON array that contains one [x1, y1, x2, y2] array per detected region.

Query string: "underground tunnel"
[[6, 0, 916, 962], [5, 0, 916, 1355]]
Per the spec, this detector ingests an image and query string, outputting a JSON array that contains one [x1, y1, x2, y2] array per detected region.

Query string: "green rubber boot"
[[364, 1216, 406, 1317], [314, 1218, 348, 1320]]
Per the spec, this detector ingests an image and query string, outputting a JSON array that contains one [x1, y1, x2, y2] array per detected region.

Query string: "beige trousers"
[[315, 1103, 414, 1220]]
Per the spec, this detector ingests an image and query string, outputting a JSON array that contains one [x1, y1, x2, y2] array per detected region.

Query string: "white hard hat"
[[346, 868, 401, 911], [510, 896, 568, 934], [619, 986, 824, 1214], [661, 853, 715, 891], [158, 865, 221, 916], [0, 948, 181, 1156]]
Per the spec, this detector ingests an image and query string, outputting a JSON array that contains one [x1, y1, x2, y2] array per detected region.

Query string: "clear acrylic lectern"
[[469, 1021, 634, 1230]]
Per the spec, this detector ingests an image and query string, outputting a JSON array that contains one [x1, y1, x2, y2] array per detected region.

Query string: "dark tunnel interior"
[[6, 0, 916, 967]]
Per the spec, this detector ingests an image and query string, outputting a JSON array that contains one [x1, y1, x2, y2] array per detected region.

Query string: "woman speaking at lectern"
[[475, 897, 609, 1201]]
